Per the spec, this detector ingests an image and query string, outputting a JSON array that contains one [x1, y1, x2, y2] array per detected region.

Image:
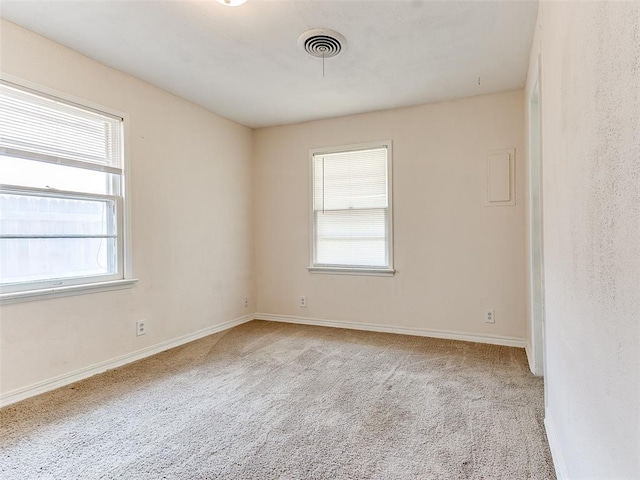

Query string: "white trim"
[[545, 410, 568, 479], [0, 314, 527, 407], [255, 313, 527, 348], [526, 57, 546, 378], [0, 314, 253, 407], [0, 279, 138, 305], [307, 266, 395, 277], [121, 109, 133, 281]]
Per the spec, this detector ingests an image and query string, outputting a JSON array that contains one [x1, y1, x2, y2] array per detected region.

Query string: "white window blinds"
[[0, 81, 122, 173], [311, 144, 392, 270]]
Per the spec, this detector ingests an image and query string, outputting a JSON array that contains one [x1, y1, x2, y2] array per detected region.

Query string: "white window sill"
[[307, 266, 395, 277], [0, 279, 138, 305]]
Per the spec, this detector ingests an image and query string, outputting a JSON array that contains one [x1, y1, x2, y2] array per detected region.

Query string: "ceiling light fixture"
[[298, 28, 346, 77], [216, 0, 247, 6]]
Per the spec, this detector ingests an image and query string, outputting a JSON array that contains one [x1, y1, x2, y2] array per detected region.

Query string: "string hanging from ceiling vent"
[[297, 29, 347, 78]]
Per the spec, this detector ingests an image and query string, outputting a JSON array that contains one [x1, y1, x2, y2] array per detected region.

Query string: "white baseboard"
[[0, 314, 254, 408], [1, 313, 526, 408], [545, 410, 568, 479], [254, 313, 527, 348]]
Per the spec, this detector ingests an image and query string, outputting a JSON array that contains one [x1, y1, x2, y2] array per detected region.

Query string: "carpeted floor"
[[0, 320, 555, 479]]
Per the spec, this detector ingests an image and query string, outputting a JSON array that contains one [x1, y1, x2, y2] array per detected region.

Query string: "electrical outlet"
[[299, 296, 306, 308], [485, 310, 495, 324], [244, 296, 249, 308], [136, 319, 147, 336]]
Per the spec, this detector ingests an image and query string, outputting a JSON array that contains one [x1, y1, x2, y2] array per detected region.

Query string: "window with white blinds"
[[0, 79, 129, 298], [309, 141, 394, 275]]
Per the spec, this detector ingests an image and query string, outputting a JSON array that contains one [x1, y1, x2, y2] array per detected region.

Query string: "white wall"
[[0, 20, 255, 396], [253, 91, 526, 342], [528, 3, 640, 478]]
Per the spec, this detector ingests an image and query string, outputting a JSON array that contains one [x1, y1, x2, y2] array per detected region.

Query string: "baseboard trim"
[[0, 314, 254, 408], [255, 313, 527, 348], [1, 313, 527, 408], [545, 410, 568, 479]]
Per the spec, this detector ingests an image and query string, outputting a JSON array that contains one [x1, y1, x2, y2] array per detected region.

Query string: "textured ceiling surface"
[[1, 1, 538, 128]]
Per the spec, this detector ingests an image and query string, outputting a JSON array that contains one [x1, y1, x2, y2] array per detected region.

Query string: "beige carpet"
[[0, 320, 555, 479]]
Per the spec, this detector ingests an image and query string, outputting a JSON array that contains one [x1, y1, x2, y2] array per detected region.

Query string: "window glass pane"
[[0, 193, 116, 236], [316, 238, 387, 267], [0, 193, 117, 285], [315, 209, 387, 267], [316, 209, 386, 238], [0, 156, 115, 195], [1, 237, 116, 284]]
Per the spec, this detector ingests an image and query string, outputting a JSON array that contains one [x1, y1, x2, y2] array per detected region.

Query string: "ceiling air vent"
[[298, 29, 346, 58]]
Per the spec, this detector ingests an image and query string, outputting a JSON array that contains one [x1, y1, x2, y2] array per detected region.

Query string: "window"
[[0, 79, 133, 301], [309, 141, 394, 276]]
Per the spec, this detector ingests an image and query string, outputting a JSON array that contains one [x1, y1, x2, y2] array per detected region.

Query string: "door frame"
[[527, 57, 547, 379]]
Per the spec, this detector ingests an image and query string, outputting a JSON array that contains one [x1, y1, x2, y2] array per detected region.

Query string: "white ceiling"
[[0, 0, 538, 128]]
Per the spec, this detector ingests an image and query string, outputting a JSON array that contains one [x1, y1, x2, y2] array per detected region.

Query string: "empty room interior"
[[0, 1, 638, 479]]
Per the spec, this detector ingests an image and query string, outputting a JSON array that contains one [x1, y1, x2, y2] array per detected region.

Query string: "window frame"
[[307, 140, 395, 277], [0, 74, 136, 304]]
